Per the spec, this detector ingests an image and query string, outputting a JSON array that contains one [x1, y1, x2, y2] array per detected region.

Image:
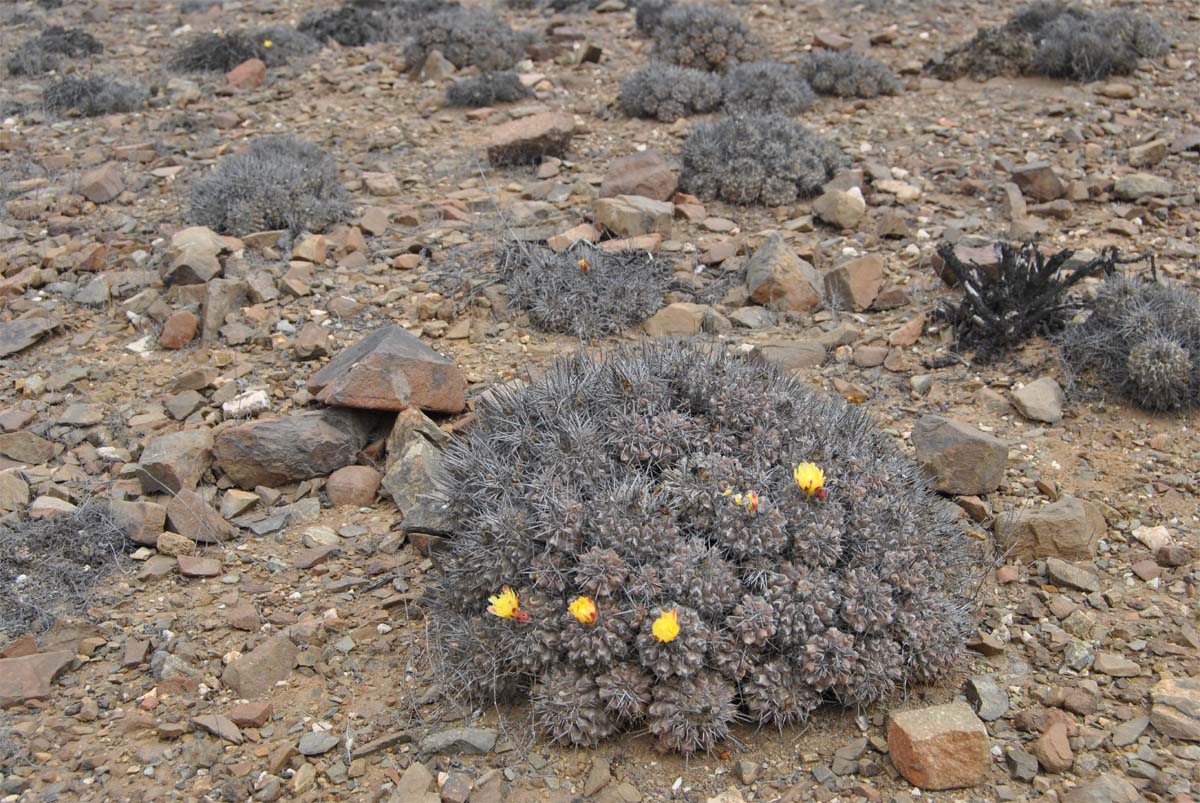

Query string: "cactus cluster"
[[1059, 275, 1200, 411], [801, 51, 900, 98], [43, 76, 147, 117], [428, 341, 978, 754], [651, 4, 763, 73], [721, 61, 815, 116], [6, 26, 102, 77], [405, 8, 524, 72], [446, 71, 532, 107], [618, 63, 722, 122]]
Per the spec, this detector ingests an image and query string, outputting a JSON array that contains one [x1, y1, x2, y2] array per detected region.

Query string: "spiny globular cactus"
[[427, 341, 980, 754]]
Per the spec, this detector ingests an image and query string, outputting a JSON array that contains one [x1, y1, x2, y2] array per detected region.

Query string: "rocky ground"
[[1, 0, 1199, 801]]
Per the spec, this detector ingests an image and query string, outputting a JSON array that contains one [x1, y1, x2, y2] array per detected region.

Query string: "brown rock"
[[1150, 677, 1200, 741], [159, 310, 200, 349], [824, 254, 884, 311], [0, 317, 59, 358], [193, 713, 243, 744], [0, 650, 75, 709], [1033, 720, 1074, 773], [594, 194, 673, 238], [138, 428, 213, 494], [227, 58, 266, 89], [221, 634, 297, 699], [109, 500, 168, 546], [293, 322, 330, 360], [156, 531, 195, 557], [307, 326, 466, 413], [745, 234, 822, 312], [79, 163, 124, 204], [750, 341, 827, 371], [600, 150, 677, 201], [485, 112, 574, 166], [326, 465, 382, 507], [177, 555, 222, 577], [229, 701, 274, 728], [166, 488, 237, 544], [813, 186, 866, 229], [994, 496, 1105, 561], [0, 431, 57, 464], [888, 703, 989, 790], [889, 313, 925, 347], [912, 415, 1008, 496], [642, 303, 708, 337], [1010, 161, 1065, 202]]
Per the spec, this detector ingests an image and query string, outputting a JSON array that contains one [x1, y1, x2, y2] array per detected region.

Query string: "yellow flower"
[[262, 39, 273, 48], [793, 462, 826, 497], [487, 586, 529, 622], [568, 596, 598, 626], [652, 609, 680, 643], [742, 489, 759, 514]]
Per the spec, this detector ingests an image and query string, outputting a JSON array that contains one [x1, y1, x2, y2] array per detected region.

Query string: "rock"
[[1114, 172, 1172, 200], [1006, 746, 1038, 782], [193, 713, 243, 744], [166, 488, 238, 543], [1128, 139, 1167, 168], [298, 731, 340, 756], [177, 555, 221, 577], [0, 317, 58, 358], [888, 703, 989, 790], [0, 470, 29, 512], [419, 49, 455, 81], [824, 253, 884, 311], [600, 150, 677, 201], [594, 194, 673, 237], [0, 650, 75, 708], [1045, 557, 1099, 592], [326, 465, 382, 507], [813, 186, 866, 229], [419, 727, 497, 756], [159, 310, 200, 349], [138, 428, 213, 494], [1150, 677, 1200, 741], [213, 409, 378, 488], [230, 702, 273, 728], [202, 278, 249, 345], [156, 531, 195, 557], [162, 246, 222, 286], [744, 234, 822, 312], [1011, 377, 1065, 423], [1112, 716, 1149, 747], [965, 676, 1008, 722], [911, 415, 1007, 495], [642, 302, 707, 336], [29, 496, 75, 517], [79, 163, 124, 204], [1033, 720, 1073, 773], [485, 112, 575, 166], [227, 58, 266, 89], [1010, 161, 1065, 202], [395, 762, 436, 800], [221, 634, 297, 699], [728, 306, 776, 329], [1093, 651, 1139, 677], [584, 757, 613, 796], [1060, 773, 1142, 803], [110, 500, 167, 546], [0, 431, 57, 464], [995, 496, 1105, 561], [382, 410, 445, 513], [307, 325, 466, 413], [292, 322, 330, 360], [750, 341, 827, 371]]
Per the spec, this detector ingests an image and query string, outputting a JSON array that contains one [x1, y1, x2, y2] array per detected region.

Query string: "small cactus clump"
[[651, 4, 762, 73], [405, 8, 524, 72], [618, 63, 722, 122], [6, 26, 102, 77], [721, 61, 815, 116], [680, 113, 847, 206], [800, 51, 900, 98], [446, 71, 532, 107], [1059, 274, 1200, 411], [428, 341, 979, 754], [43, 76, 148, 117]]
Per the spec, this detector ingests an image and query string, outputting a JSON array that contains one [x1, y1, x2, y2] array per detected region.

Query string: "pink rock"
[[325, 465, 382, 507], [228, 58, 266, 89]]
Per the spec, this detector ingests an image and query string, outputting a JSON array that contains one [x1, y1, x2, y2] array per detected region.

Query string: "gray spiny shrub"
[[189, 136, 349, 237], [253, 26, 321, 67], [635, 0, 674, 35], [618, 62, 722, 122], [446, 71, 532, 107], [301, 5, 396, 46], [801, 51, 900, 98], [6, 27, 103, 77], [721, 61, 815, 115], [43, 76, 148, 117], [428, 340, 979, 754], [405, 8, 523, 72], [1059, 275, 1200, 411], [170, 31, 259, 72], [500, 242, 670, 338], [680, 113, 847, 206], [651, 4, 762, 73]]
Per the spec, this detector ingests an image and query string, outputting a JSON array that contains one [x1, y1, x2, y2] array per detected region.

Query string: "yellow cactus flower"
[[487, 585, 529, 623], [262, 39, 273, 48], [568, 596, 598, 626], [793, 462, 826, 498], [652, 609, 680, 643], [742, 489, 760, 514]]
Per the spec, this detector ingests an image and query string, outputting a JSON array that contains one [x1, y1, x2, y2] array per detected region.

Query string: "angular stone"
[[1060, 773, 1142, 803], [177, 555, 221, 577], [1093, 651, 1139, 677], [395, 762, 435, 800], [298, 730, 340, 756], [229, 701, 273, 728], [1033, 720, 1073, 773], [156, 531, 196, 557], [166, 488, 237, 543], [221, 634, 297, 699], [824, 254, 884, 311], [1045, 557, 1099, 592], [138, 428, 213, 494], [965, 676, 1008, 722], [486, 112, 574, 166], [0, 317, 58, 358], [160, 310, 200, 348], [1114, 172, 1172, 200], [79, 163, 124, 204], [1150, 677, 1200, 741], [0, 431, 57, 464], [888, 703, 989, 790], [813, 186, 866, 229], [326, 465, 382, 507], [995, 496, 1105, 561], [745, 234, 822, 312], [642, 302, 707, 337], [382, 425, 444, 513], [600, 149, 677, 201], [162, 248, 221, 286], [912, 415, 1007, 495], [109, 500, 168, 546], [594, 194, 673, 237], [0, 650, 75, 708], [419, 727, 497, 756], [1010, 161, 1065, 202], [308, 326, 465, 414], [750, 341, 827, 371], [292, 322, 330, 360], [1011, 377, 1065, 424], [0, 470, 29, 512], [193, 713, 243, 744], [213, 408, 378, 488], [227, 58, 266, 89]]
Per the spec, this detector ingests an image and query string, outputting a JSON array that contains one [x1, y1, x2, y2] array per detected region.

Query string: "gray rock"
[[965, 676, 1008, 721], [912, 415, 1008, 495], [995, 496, 1105, 561], [599, 149, 677, 201], [1150, 677, 1200, 741], [744, 235, 823, 312], [0, 317, 59, 358], [1111, 716, 1149, 747], [419, 727, 497, 756], [1011, 377, 1065, 424], [813, 185, 866, 229], [728, 306, 777, 329], [1005, 745, 1038, 782], [137, 428, 214, 494], [1093, 651, 1140, 678], [221, 634, 297, 699], [1060, 773, 1142, 803], [298, 731, 340, 756], [1114, 173, 1172, 200], [1045, 557, 1100, 592], [750, 340, 827, 371]]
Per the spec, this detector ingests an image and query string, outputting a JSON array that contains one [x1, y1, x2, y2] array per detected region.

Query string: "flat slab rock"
[[0, 317, 58, 358], [1151, 676, 1200, 741], [419, 727, 497, 756], [888, 702, 990, 790], [0, 650, 75, 708], [307, 325, 466, 414], [485, 112, 575, 167]]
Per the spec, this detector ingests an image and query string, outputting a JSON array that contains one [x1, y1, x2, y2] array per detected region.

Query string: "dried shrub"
[[6, 26, 103, 77], [189, 136, 349, 237], [0, 501, 131, 637], [43, 76, 148, 117], [446, 71, 532, 107], [299, 5, 396, 46], [1059, 274, 1200, 411], [618, 62, 721, 122], [428, 341, 978, 754], [651, 4, 762, 73], [169, 31, 261, 72], [721, 61, 815, 115], [406, 8, 523, 72], [933, 241, 1118, 361], [932, 2, 1167, 82], [635, 0, 674, 35], [501, 242, 670, 338], [801, 51, 900, 98], [680, 113, 847, 206]]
